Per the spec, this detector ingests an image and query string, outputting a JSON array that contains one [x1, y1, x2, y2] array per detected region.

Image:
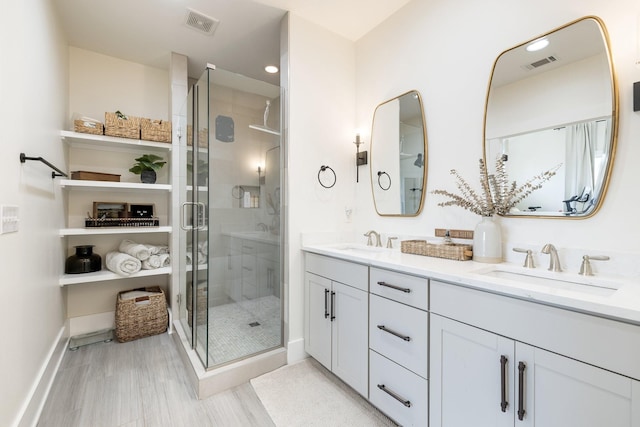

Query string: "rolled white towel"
[[146, 244, 169, 255], [119, 239, 151, 261], [106, 251, 141, 276], [142, 253, 171, 270], [186, 249, 205, 265], [198, 240, 208, 256]]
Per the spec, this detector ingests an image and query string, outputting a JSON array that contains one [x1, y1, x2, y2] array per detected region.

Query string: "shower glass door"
[[181, 66, 283, 369]]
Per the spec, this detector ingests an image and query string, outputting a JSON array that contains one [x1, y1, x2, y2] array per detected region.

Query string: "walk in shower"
[[177, 66, 284, 373]]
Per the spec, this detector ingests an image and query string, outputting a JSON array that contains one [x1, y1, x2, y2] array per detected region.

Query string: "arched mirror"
[[370, 90, 427, 216], [484, 16, 618, 218]]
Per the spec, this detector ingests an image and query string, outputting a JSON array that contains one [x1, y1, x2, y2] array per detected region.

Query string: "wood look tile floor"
[[37, 332, 276, 427]]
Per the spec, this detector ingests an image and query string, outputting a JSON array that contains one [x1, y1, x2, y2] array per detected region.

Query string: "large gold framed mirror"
[[370, 90, 427, 216], [484, 16, 618, 218]]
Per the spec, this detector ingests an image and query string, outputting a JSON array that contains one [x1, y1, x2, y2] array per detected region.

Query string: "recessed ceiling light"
[[526, 38, 549, 52], [265, 65, 279, 74]]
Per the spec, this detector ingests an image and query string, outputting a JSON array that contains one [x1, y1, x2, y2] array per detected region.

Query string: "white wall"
[[0, 1, 68, 426], [286, 14, 357, 360], [353, 0, 640, 258]]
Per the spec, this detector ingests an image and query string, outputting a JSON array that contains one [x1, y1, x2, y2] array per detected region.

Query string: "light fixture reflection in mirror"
[[370, 90, 427, 216], [483, 16, 618, 218]]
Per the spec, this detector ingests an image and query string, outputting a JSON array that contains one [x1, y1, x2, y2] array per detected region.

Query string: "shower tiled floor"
[[195, 295, 282, 366]]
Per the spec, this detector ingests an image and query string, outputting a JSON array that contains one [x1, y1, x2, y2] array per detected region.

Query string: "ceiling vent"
[[523, 55, 559, 71], [184, 8, 219, 36]]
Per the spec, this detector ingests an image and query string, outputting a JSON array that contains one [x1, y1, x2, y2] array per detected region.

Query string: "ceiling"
[[52, 0, 411, 85]]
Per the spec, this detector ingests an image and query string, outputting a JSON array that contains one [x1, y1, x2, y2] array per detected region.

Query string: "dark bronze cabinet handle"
[[377, 325, 411, 342], [330, 291, 336, 321], [518, 362, 526, 421], [324, 289, 330, 319], [377, 384, 411, 408], [377, 281, 411, 293], [500, 355, 508, 412]]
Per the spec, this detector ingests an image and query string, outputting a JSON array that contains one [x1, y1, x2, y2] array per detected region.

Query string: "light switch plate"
[[0, 205, 19, 234]]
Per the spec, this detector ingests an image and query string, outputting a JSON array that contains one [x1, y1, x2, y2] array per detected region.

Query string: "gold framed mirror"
[[370, 90, 428, 216], [483, 16, 618, 218]]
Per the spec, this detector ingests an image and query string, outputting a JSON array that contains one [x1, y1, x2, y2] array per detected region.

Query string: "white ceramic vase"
[[473, 215, 502, 263]]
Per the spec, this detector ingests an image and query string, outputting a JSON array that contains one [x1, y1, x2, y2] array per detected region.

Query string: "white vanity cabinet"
[[430, 280, 640, 427], [304, 253, 369, 397], [368, 268, 429, 427]]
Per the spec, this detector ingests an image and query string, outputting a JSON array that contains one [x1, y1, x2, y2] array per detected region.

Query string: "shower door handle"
[[180, 202, 196, 230]]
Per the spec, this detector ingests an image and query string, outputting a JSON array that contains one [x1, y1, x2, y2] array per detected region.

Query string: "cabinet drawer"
[[369, 350, 428, 427], [305, 253, 368, 292], [370, 267, 428, 310], [370, 294, 428, 378]]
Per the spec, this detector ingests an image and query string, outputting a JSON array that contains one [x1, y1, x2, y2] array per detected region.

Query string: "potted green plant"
[[129, 154, 166, 184]]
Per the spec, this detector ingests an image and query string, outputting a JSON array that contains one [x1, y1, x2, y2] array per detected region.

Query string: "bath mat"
[[250, 358, 396, 426]]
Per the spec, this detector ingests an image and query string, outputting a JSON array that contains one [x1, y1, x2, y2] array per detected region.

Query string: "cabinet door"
[[517, 343, 640, 427], [304, 272, 332, 370], [430, 314, 514, 427], [332, 281, 369, 397]]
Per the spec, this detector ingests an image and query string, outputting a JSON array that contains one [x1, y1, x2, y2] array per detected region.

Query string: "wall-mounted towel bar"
[[19, 153, 68, 179]]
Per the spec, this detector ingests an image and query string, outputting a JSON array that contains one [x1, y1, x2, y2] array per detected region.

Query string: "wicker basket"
[[141, 118, 172, 143], [74, 119, 104, 135], [401, 239, 473, 261], [115, 286, 168, 342], [104, 112, 141, 139]]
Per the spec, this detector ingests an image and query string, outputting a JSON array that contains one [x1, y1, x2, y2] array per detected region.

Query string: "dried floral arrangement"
[[432, 157, 561, 216]]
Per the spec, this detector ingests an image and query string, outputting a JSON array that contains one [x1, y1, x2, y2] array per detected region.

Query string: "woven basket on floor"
[[105, 112, 141, 139], [141, 118, 172, 143], [401, 239, 473, 261], [115, 286, 168, 342]]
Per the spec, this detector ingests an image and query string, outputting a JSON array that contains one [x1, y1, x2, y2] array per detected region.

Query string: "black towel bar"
[[19, 153, 68, 179]]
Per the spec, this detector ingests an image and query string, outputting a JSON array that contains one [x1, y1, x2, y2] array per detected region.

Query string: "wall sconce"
[[354, 133, 368, 183]]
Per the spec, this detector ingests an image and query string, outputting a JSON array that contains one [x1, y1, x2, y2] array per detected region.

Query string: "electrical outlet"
[[435, 228, 473, 239], [0, 205, 19, 234]]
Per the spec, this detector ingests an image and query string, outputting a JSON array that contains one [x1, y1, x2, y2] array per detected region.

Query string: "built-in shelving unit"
[[60, 130, 173, 288]]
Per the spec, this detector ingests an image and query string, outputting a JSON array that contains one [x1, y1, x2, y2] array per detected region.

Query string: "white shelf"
[[186, 264, 208, 272], [61, 130, 172, 151], [60, 226, 172, 236], [60, 266, 171, 286], [59, 179, 172, 192]]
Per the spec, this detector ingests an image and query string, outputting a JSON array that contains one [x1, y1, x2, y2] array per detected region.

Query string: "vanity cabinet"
[[226, 236, 279, 302], [368, 268, 429, 426], [304, 253, 369, 397], [430, 281, 640, 427]]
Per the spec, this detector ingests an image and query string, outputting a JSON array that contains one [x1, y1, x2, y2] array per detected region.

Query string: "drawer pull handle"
[[330, 291, 336, 321], [377, 281, 411, 293], [377, 325, 411, 342], [377, 384, 411, 408], [500, 355, 508, 412], [518, 361, 526, 421]]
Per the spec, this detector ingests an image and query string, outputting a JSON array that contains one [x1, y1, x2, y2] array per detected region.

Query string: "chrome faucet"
[[541, 243, 562, 272], [364, 230, 382, 247]]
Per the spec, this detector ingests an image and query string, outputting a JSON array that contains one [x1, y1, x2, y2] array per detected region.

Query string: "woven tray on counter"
[[401, 239, 473, 261]]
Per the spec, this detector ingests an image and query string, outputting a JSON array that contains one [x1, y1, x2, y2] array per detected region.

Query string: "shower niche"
[[177, 66, 285, 377]]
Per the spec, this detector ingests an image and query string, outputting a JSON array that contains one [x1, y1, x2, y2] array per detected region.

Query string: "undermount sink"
[[471, 265, 621, 297], [329, 243, 389, 255]]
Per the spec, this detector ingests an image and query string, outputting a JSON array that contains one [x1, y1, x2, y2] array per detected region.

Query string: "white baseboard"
[[68, 311, 115, 336], [286, 337, 307, 364], [15, 326, 68, 427]]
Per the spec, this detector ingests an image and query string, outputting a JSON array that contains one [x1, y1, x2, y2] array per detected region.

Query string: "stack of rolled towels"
[[106, 239, 170, 276], [186, 240, 207, 266]]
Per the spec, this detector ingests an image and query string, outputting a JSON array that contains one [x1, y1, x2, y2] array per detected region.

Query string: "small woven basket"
[[401, 239, 473, 261], [115, 286, 168, 342], [141, 118, 172, 143], [74, 119, 104, 135], [105, 112, 141, 139]]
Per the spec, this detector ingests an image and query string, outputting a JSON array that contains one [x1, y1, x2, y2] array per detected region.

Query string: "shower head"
[[250, 100, 281, 136]]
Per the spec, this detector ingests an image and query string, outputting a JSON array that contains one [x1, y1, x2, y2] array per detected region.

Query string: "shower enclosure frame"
[[177, 65, 286, 373]]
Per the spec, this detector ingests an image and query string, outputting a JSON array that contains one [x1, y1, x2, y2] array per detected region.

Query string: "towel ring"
[[377, 171, 391, 191], [231, 185, 244, 199], [318, 165, 336, 189]]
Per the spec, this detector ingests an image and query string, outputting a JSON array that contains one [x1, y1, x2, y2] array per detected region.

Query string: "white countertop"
[[223, 231, 280, 244], [302, 242, 640, 325]]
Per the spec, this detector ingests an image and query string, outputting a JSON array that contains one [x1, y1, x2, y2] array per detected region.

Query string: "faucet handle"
[[579, 255, 610, 276], [513, 248, 535, 268], [386, 236, 398, 249]]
